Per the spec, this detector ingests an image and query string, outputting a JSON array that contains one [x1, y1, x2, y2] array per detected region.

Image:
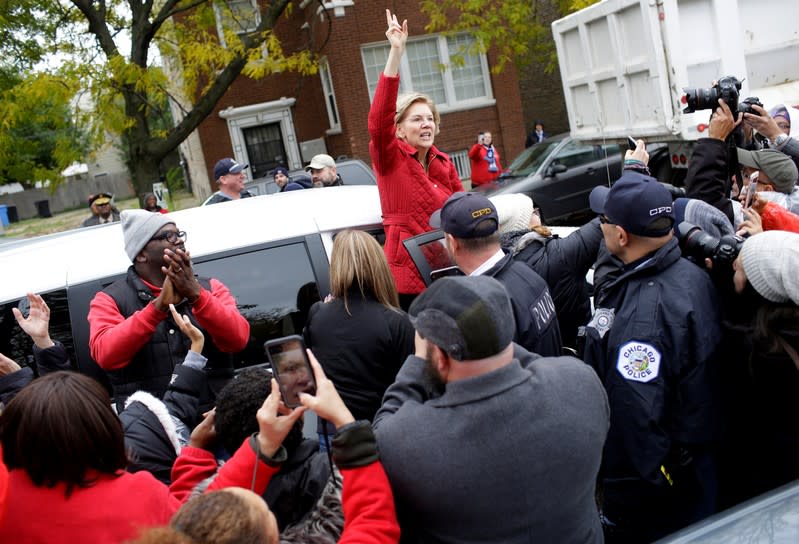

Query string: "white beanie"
[[740, 230, 799, 305], [490, 194, 535, 234], [121, 209, 175, 261]]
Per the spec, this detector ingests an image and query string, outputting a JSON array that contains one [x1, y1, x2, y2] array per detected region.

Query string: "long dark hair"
[[0, 371, 127, 497]]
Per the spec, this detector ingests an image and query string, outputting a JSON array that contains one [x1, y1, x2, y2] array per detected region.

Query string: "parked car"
[[0, 186, 385, 397], [482, 134, 675, 224], [244, 157, 376, 195]]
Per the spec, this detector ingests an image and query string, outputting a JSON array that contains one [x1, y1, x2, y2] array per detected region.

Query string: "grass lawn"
[[1, 190, 201, 240]]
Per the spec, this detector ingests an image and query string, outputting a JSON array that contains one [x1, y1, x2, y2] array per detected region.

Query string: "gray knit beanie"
[[740, 230, 799, 305], [684, 198, 734, 238], [121, 209, 175, 261], [490, 193, 535, 234]]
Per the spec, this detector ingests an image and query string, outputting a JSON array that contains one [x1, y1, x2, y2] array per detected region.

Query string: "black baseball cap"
[[430, 192, 499, 238], [409, 275, 514, 360], [589, 171, 674, 237]]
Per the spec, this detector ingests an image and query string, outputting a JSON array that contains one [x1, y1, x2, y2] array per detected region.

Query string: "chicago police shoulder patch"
[[616, 341, 661, 383]]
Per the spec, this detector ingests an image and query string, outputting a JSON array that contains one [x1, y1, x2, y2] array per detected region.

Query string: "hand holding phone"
[[744, 171, 758, 208], [627, 136, 637, 151], [265, 335, 317, 408]]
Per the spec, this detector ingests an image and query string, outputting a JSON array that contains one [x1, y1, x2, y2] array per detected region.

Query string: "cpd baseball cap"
[[213, 158, 248, 180], [305, 154, 336, 171], [737, 148, 798, 194], [408, 275, 515, 360], [89, 192, 113, 206], [429, 192, 499, 238], [589, 171, 674, 237]]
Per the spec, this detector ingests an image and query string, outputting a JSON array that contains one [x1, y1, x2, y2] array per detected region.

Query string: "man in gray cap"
[[87, 209, 250, 407], [373, 275, 609, 544], [737, 147, 799, 214], [305, 154, 342, 187]]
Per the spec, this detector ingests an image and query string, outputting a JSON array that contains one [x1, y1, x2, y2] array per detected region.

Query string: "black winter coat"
[[304, 293, 414, 423], [501, 219, 602, 348]]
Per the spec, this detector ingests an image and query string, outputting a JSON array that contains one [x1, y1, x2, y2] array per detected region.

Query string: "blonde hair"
[[330, 230, 400, 314], [395, 92, 441, 135]]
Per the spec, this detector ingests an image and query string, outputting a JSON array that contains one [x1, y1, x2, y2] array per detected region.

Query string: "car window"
[[506, 140, 561, 176], [192, 241, 322, 368], [554, 140, 598, 168], [337, 162, 376, 185], [0, 289, 74, 370]]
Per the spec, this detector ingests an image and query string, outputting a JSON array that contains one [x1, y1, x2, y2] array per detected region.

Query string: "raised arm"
[[383, 10, 407, 77]]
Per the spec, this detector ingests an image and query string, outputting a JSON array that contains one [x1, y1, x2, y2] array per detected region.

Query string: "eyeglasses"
[[599, 215, 615, 225], [150, 230, 187, 244]]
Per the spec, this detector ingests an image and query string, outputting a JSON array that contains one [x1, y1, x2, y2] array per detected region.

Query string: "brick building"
[[170, 1, 526, 199]]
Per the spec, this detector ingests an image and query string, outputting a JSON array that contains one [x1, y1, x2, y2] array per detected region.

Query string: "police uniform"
[[584, 173, 723, 543]]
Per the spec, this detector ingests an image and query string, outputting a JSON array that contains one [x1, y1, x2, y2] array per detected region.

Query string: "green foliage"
[[421, 0, 601, 73], [0, 73, 89, 186]]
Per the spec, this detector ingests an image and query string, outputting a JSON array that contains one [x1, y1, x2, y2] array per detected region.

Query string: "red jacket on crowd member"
[[368, 74, 463, 295], [468, 143, 503, 187], [89, 277, 249, 370], [0, 439, 275, 544], [759, 200, 799, 233]]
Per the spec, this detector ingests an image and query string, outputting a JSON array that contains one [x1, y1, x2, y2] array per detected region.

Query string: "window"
[[319, 58, 341, 132], [192, 242, 322, 367], [215, 0, 260, 48], [361, 33, 494, 111], [554, 140, 598, 169], [242, 123, 287, 179]]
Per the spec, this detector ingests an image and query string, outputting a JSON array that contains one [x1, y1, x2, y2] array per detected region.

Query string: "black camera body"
[[677, 221, 744, 267], [683, 76, 742, 114], [738, 96, 764, 116]]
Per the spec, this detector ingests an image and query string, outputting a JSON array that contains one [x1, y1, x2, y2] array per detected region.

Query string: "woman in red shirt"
[[368, 10, 464, 308], [469, 131, 503, 187]]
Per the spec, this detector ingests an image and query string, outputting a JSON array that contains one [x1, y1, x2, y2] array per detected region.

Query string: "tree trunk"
[[127, 144, 165, 198]]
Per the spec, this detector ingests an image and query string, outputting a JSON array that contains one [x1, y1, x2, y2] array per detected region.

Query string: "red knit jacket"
[[760, 201, 799, 234], [468, 143, 502, 186], [368, 74, 464, 294], [0, 439, 277, 544]]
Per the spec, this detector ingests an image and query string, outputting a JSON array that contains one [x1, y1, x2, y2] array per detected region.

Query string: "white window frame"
[[361, 32, 495, 113], [318, 57, 342, 134], [214, 0, 260, 49]]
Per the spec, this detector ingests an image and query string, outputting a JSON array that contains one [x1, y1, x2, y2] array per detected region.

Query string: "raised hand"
[[385, 9, 408, 50], [256, 378, 306, 458], [153, 276, 181, 312], [189, 408, 218, 450], [11, 293, 54, 348], [298, 350, 355, 428], [708, 98, 742, 141], [169, 304, 205, 354]]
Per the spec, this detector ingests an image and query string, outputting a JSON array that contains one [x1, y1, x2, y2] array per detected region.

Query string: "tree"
[[0, 1, 316, 193], [420, 0, 600, 73]]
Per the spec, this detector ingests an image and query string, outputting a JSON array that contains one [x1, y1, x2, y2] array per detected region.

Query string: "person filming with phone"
[[468, 131, 503, 188]]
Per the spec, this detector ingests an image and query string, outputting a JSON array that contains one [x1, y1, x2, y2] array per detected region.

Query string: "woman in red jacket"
[[0, 371, 305, 544], [468, 131, 503, 187], [368, 10, 464, 308]]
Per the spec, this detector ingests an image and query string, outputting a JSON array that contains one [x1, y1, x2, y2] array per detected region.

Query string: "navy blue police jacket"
[[485, 252, 563, 357], [582, 237, 722, 488]]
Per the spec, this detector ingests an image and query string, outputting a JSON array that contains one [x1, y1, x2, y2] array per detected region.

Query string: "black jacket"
[[583, 238, 722, 538], [120, 362, 208, 484], [484, 252, 563, 357], [0, 341, 72, 405], [685, 138, 736, 224], [304, 294, 414, 422], [501, 219, 602, 348]]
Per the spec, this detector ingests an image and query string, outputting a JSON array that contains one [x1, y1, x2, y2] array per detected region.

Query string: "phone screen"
[[627, 136, 637, 151], [744, 171, 758, 208], [264, 336, 316, 408]]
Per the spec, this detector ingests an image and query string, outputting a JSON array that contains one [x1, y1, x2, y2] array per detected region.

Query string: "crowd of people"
[[3, 7, 799, 544]]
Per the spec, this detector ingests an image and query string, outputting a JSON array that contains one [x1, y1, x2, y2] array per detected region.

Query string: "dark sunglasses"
[[150, 230, 187, 244]]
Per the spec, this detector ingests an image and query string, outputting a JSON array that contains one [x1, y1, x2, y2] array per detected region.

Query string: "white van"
[[0, 186, 385, 390]]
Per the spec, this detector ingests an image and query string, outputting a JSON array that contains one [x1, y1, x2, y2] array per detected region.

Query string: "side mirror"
[[547, 163, 568, 176]]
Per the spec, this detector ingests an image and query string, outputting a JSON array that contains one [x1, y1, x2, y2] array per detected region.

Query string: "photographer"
[[685, 99, 799, 226], [743, 103, 799, 171]]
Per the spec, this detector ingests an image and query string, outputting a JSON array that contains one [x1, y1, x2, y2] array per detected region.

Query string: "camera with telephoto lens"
[[683, 76, 743, 114], [677, 222, 744, 268]]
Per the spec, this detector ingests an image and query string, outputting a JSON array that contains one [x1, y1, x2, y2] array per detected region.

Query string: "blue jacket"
[[484, 252, 563, 357], [583, 237, 722, 535]]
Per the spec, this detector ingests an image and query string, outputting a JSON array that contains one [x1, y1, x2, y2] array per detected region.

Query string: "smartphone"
[[744, 171, 758, 208], [264, 335, 316, 408], [430, 265, 463, 282], [627, 136, 637, 151]]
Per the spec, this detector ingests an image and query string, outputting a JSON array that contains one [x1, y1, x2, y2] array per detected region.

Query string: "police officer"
[[584, 171, 722, 543]]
